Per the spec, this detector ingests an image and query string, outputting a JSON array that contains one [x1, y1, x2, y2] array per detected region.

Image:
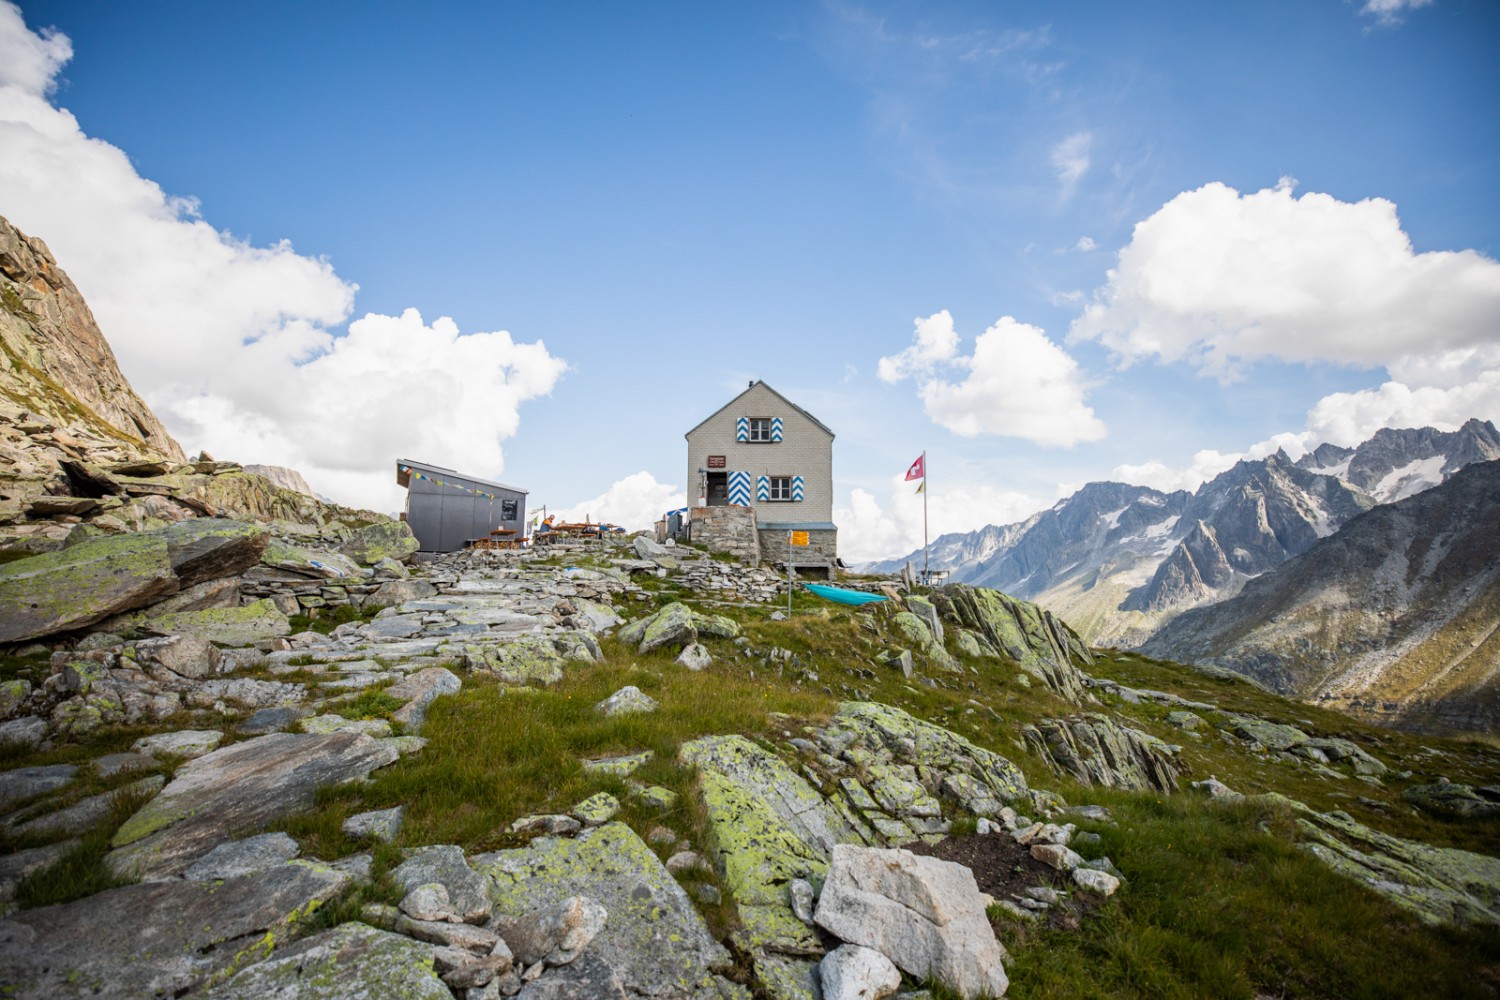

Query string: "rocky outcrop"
[[618, 601, 741, 653], [0, 215, 183, 463], [932, 584, 1093, 700], [107, 731, 401, 879], [1143, 459, 1500, 732], [1274, 795, 1500, 927], [1022, 714, 1182, 793], [0, 862, 348, 999], [0, 532, 180, 642], [243, 463, 319, 497], [680, 702, 1032, 998], [201, 921, 453, 1000], [813, 844, 1009, 999], [0, 518, 269, 644], [476, 822, 739, 999]]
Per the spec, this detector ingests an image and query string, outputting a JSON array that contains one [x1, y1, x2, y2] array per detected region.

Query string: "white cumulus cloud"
[[836, 477, 1044, 565], [0, 5, 565, 513], [879, 311, 1106, 447], [1069, 181, 1500, 376], [550, 472, 686, 532]]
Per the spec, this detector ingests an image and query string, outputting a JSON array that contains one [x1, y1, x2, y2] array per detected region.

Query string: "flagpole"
[[922, 450, 929, 585]]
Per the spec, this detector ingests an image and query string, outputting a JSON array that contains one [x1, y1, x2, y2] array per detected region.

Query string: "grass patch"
[[0, 650, 50, 685], [288, 603, 380, 635], [276, 655, 834, 860], [11, 781, 157, 909], [1000, 788, 1500, 999], [333, 688, 404, 722]]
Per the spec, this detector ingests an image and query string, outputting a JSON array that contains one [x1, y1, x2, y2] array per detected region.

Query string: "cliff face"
[[0, 216, 184, 463], [1142, 459, 1500, 733]]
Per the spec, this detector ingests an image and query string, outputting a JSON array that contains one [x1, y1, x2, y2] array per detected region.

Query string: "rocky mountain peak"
[[0, 215, 184, 464]]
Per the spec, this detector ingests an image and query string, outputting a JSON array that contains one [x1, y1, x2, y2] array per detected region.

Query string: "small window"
[[768, 476, 792, 501], [501, 499, 519, 520], [748, 417, 773, 442]]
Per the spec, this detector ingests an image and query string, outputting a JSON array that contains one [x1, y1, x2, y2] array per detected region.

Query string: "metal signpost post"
[[787, 530, 809, 616]]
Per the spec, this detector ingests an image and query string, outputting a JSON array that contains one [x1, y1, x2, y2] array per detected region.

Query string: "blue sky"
[[2, 0, 1497, 560]]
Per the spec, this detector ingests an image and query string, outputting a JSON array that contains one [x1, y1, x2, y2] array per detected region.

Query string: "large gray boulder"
[[161, 517, 268, 587], [0, 862, 347, 999], [476, 821, 734, 999], [0, 532, 178, 643], [387, 666, 462, 733], [339, 520, 419, 566], [365, 578, 439, 611], [107, 731, 399, 879], [200, 921, 451, 999], [391, 845, 493, 925], [813, 844, 1008, 999]]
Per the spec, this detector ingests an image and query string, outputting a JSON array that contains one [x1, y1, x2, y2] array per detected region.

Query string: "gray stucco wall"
[[685, 382, 835, 534]]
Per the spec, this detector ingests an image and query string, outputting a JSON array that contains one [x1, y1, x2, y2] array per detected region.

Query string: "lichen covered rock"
[[200, 921, 451, 999], [1023, 714, 1181, 793], [339, 520, 419, 566], [477, 821, 734, 998], [932, 584, 1092, 701], [0, 532, 178, 643]]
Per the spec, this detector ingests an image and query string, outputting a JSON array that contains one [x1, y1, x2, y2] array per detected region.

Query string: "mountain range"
[[1142, 457, 1500, 734], [864, 419, 1500, 651]]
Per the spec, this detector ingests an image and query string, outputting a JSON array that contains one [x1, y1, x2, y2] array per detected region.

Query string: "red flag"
[[904, 454, 925, 481]]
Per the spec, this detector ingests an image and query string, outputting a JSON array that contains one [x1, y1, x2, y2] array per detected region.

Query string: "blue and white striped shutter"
[[770, 417, 783, 442], [728, 471, 752, 506], [756, 476, 769, 501], [791, 475, 805, 501], [735, 417, 749, 442]]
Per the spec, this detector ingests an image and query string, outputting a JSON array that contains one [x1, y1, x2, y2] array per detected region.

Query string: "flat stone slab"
[[107, 731, 400, 879], [236, 705, 314, 734], [135, 598, 291, 647], [0, 764, 77, 808], [182, 832, 300, 880], [200, 920, 450, 1000], [476, 821, 733, 999], [0, 862, 347, 999], [93, 751, 156, 778], [0, 533, 179, 643], [5, 775, 164, 838], [132, 729, 225, 758]]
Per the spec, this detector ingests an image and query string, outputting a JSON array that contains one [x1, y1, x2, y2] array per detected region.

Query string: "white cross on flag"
[[904, 454, 925, 481]]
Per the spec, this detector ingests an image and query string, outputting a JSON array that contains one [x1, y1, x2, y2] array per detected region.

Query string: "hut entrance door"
[[706, 472, 728, 506]]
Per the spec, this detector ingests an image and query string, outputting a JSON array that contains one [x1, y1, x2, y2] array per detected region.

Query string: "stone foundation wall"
[[759, 528, 837, 575], [687, 506, 761, 564]]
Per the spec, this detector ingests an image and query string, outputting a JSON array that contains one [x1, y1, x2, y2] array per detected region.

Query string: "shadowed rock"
[[0, 863, 346, 999]]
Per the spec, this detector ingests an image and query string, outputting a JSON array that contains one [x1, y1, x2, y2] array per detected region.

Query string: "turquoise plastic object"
[[803, 583, 888, 606]]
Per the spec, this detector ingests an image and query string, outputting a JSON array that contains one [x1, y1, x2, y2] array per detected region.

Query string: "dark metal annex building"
[[396, 459, 528, 553]]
